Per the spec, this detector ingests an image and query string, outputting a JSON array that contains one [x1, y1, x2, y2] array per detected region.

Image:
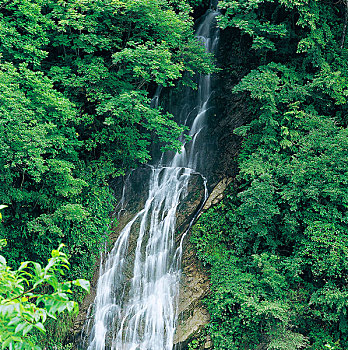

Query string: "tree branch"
[[7, 287, 36, 302]]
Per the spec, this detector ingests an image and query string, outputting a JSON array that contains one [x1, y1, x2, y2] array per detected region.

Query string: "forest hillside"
[[0, 0, 347, 349], [192, 0, 348, 349]]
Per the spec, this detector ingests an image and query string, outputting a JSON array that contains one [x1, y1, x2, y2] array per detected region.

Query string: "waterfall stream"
[[83, 8, 219, 350]]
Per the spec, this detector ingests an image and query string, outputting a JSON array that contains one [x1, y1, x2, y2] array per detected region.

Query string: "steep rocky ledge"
[[72, 166, 208, 346], [173, 177, 232, 350], [72, 164, 234, 348]]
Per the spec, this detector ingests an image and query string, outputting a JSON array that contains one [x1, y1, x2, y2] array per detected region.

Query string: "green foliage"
[[187, 329, 209, 349], [0, 0, 213, 268], [188, 339, 200, 349], [218, 0, 288, 51], [0, 244, 89, 350], [192, 0, 348, 348], [0, 0, 213, 344]]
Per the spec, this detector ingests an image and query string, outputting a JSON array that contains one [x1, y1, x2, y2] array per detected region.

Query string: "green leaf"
[[22, 324, 33, 336], [72, 279, 90, 293], [34, 322, 46, 333], [14, 322, 26, 335], [2, 337, 12, 349], [51, 250, 59, 258]]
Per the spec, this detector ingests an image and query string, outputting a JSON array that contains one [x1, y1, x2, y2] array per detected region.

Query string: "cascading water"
[[83, 7, 219, 350]]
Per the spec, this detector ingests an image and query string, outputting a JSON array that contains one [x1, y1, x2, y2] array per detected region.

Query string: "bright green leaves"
[[0, 0, 213, 281], [109, 0, 214, 82], [45, 160, 88, 197], [44, 0, 214, 171], [113, 42, 185, 87], [217, 0, 344, 75], [218, 0, 348, 124], [310, 65, 348, 106], [192, 1, 348, 347], [237, 176, 280, 241], [234, 64, 282, 102], [234, 63, 308, 102], [301, 222, 348, 279], [0, 59, 113, 280], [233, 64, 309, 153], [72, 278, 90, 292], [0, 245, 89, 350], [234, 108, 348, 251], [0, 0, 51, 67], [93, 90, 185, 167], [193, 237, 309, 349], [0, 61, 78, 189]]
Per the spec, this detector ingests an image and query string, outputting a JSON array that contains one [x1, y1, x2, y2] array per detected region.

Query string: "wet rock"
[[176, 173, 205, 240], [72, 168, 207, 345], [173, 240, 210, 348], [173, 178, 232, 349], [202, 177, 232, 211]]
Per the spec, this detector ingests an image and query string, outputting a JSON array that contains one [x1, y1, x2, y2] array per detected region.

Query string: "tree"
[[0, 0, 214, 345], [0, 243, 90, 350], [0, 0, 214, 274], [192, 0, 348, 348]]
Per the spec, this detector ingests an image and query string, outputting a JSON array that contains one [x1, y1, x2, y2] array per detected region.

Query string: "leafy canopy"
[[192, 0, 348, 349], [0, 0, 213, 271]]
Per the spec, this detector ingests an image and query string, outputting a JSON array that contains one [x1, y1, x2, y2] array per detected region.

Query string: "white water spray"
[[84, 9, 219, 350]]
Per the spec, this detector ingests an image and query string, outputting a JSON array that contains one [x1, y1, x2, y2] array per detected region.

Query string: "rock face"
[[173, 240, 211, 349], [72, 166, 208, 346], [174, 176, 212, 349], [173, 177, 233, 350]]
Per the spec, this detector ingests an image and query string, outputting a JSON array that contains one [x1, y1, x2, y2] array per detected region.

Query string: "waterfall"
[[83, 8, 219, 350]]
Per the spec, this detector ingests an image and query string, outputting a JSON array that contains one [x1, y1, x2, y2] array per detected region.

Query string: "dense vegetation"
[[0, 242, 89, 349], [0, 0, 212, 348], [192, 0, 348, 349], [0, 0, 212, 276], [2, 0, 348, 349]]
